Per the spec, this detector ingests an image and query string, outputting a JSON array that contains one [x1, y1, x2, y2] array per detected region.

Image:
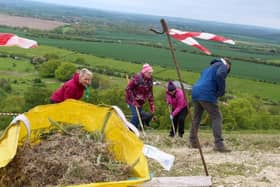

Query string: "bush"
[[39, 60, 61, 78], [55, 63, 76, 81], [0, 95, 25, 113], [24, 87, 52, 110], [0, 79, 12, 93]]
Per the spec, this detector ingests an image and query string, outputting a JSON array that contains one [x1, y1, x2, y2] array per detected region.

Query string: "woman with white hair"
[[50, 68, 93, 103]]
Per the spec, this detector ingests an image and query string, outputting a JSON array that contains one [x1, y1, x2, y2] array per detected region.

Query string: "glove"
[[169, 114, 173, 120], [133, 101, 139, 108]]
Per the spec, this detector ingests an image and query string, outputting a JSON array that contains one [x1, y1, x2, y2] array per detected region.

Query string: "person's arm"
[[63, 86, 76, 100], [171, 89, 186, 117], [125, 76, 138, 105], [166, 92, 172, 105], [216, 65, 228, 97], [148, 86, 155, 113]]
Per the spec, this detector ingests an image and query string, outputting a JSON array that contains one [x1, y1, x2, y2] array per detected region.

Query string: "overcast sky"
[[31, 0, 280, 30]]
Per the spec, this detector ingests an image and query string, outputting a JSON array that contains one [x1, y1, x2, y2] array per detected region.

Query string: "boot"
[[213, 145, 231, 153]]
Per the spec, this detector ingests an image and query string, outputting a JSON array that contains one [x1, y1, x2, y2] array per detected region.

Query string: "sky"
[[30, 0, 280, 30]]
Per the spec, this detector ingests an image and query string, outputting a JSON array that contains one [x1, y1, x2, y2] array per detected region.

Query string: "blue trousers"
[[129, 104, 142, 128]]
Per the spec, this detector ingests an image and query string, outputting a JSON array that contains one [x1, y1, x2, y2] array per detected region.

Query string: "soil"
[[143, 131, 280, 187], [0, 14, 65, 30], [0, 127, 131, 187]]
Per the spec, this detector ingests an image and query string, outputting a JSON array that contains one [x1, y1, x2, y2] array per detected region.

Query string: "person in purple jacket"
[[50, 68, 92, 103], [125, 64, 155, 128], [166, 81, 188, 138]]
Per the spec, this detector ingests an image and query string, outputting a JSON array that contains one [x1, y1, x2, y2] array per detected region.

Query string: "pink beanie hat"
[[141, 63, 153, 73]]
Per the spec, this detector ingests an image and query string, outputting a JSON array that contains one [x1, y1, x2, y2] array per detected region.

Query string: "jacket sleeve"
[[166, 92, 172, 105], [148, 86, 155, 113], [63, 85, 76, 100], [171, 89, 186, 117], [216, 65, 227, 97], [125, 78, 137, 104]]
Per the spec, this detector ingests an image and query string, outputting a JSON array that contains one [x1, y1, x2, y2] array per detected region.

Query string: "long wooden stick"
[[168, 105, 176, 135], [159, 19, 209, 176], [135, 107, 146, 136]]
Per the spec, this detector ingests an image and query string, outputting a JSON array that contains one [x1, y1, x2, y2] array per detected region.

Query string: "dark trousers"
[[170, 106, 188, 137], [189, 101, 224, 147]]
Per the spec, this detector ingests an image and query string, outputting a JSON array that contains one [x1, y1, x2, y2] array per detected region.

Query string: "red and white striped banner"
[[168, 29, 235, 55], [0, 33, 38, 49]]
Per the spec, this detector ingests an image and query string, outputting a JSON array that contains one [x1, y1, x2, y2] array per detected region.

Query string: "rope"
[[0, 112, 21, 116]]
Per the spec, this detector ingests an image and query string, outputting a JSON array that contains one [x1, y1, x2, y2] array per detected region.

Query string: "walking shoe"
[[213, 146, 231, 153], [169, 133, 174, 138]]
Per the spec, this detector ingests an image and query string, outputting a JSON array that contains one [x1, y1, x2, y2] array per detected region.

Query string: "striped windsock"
[[0, 33, 38, 48], [168, 28, 235, 55]]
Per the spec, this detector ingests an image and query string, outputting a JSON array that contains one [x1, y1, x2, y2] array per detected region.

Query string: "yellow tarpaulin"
[[0, 99, 150, 187]]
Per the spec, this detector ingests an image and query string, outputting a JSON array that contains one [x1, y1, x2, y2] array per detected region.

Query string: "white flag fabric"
[[168, 28, 235, 55], [0, 33, 38, 48], [143, 144, 175, 171]]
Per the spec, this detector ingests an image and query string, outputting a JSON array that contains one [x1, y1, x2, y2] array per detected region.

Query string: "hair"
[[79, 68, 93, 78]]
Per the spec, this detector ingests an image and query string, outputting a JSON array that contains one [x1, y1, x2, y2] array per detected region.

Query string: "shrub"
[[55, 63, 76, 81], [0, 79, 12, 93], [39, 60, 61, 78]]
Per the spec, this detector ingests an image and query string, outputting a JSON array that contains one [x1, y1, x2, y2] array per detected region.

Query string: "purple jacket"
[[166, 88, 188, 117], [125, 73, 155, 112], [51, 73, 85, 103]]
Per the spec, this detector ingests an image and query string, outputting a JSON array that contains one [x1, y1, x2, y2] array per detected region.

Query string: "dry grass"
[[0, 127, 131, 187], [142, 130, 280, 187]]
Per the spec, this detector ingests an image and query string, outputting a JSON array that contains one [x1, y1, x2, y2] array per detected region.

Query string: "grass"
[[142, 130, 280, 186], [0, 44, 280, 102]]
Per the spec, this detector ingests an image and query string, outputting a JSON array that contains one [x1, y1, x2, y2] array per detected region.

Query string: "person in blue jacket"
[[189, 58, 231, 152]]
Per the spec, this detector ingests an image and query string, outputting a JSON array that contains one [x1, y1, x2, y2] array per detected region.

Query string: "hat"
[[141, 63, 153, 73], [167, 81, 176, 92]]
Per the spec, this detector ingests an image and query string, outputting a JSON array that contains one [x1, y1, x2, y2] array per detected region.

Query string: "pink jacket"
[[166, 88, 188, 117], [51, 73, 85, 103]]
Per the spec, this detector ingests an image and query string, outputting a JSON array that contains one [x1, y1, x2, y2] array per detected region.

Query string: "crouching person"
[[50, 68, 93, 103], [166, 81, 188, 138], [125, 64, 155, 129]]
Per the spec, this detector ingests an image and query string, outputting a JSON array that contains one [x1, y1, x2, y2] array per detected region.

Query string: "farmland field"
[[36, 38, 280, 83], [0, 14, 65, 30], [0, 45, 280, 102]]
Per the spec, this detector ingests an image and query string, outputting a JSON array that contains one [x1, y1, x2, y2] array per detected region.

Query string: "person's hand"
[[152, 115, 157, 121], [169, 114, 173, 120], [133, 101, 139, 108]]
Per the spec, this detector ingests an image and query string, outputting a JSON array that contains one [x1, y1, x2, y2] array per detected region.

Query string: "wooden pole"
[[168, 105, 176, 135], [135, 107, 146, 137], [159, 18, 209, 176]]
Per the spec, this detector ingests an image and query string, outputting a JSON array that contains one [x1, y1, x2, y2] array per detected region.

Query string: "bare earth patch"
[[0, 14, 65, 30], [143, 131, 280, 187]]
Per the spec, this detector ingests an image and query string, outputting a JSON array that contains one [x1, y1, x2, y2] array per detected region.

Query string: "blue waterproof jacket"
[[192, 59, 228, 103]]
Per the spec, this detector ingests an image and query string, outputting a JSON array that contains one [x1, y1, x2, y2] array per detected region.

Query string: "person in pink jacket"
[[50, 68, 93, 103], [166, 81, 188, 137]]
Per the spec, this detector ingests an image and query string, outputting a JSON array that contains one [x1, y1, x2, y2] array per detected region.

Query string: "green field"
[[0, 45, 280, 102], [27, 38, 279, 83]]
